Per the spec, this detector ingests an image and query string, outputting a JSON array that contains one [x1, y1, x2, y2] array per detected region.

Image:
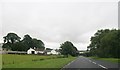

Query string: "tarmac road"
[[62, 56, 119, 70]]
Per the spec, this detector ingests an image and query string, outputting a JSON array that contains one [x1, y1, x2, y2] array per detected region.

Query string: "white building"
[[27, 48, 59, 55], [51, 49, 59, 55], [27, 48, 44, 54], [44, 49, 59, 55], [27, 48, 37, 54]]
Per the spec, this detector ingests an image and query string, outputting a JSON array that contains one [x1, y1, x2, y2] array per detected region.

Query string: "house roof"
[[34, 48, 44, 51], [28, 48, 35, 51], [44, 49, 53, 52], [55, 49, 59, 52]]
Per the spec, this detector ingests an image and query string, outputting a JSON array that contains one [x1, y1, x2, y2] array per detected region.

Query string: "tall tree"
[[22, 34, 45, 51], [3, 33, 45, 51], [3, 33, 21, 44], [3, 33, 21, 50], [87, 29, 119, 58], [21, 34, 33, 51], [60, 41, 79, 57], [32, 38, 45, 49]]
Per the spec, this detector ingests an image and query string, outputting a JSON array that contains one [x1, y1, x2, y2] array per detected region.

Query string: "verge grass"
[[2, 54, 76, 68], [89, 56, 120, 63]]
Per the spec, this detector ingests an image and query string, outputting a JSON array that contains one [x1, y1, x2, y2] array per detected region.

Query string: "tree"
[[87, 29, 120, 58], [32, 38, 45, 49], [3, 33, 45, 51], [3, 33, 21, 44], [60, 41, 79, 57], [21, 34, 45, 51], [3, 33, 21, 50]]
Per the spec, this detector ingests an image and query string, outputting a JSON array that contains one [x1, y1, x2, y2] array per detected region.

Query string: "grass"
[[0, 54, 2, 69], [89, 56, 120, 63], [2, 54, 76, 68]]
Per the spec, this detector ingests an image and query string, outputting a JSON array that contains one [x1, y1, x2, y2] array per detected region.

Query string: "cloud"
[[1, 1, 118, 50]]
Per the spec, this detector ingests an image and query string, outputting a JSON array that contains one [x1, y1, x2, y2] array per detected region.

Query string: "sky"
[[0, 0, 118, 50]]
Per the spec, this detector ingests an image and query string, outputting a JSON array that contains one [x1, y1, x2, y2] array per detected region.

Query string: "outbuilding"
[[27, 48, 37, 54], [27, 48, 45, 54]]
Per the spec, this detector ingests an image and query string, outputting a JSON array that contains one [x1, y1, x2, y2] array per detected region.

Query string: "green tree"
[[60, 41, 79, 57], [22, 34, 45, 51], [21, 34, 34, 51], [3, 33, 21, 50], [32, 38, 45, 49], [87, 29, 119, 58], [3, 33, 21, 44], [3, 33, 45, 51]]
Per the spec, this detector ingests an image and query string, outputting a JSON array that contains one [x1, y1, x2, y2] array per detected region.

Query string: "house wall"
[[27, 50, 37, 54], [27, 48, 37, 54], [51, 50, 59, 55], [47, 52, 52, 55], [36, 51, 44, 54]]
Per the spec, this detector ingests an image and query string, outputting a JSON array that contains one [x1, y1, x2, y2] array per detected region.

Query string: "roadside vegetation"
[[2, 33, 45, 51], [2, 54, 76, 68], [86, 29, 119, 58], [82, 29, 120, 63], [89, 57, 120, 63]]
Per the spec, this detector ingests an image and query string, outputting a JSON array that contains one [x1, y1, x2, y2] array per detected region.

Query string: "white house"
[[27, 48, 37, 54], [44, 49, 59, 55], [35, 48, 44, 54], [51, 49, 59, 55], [44, 49, 52, 55], [27, 47, 59, 55], [27, 48, 45, 54]]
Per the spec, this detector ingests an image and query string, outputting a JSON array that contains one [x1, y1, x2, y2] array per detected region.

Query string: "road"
[[62, 56, 119, 70]]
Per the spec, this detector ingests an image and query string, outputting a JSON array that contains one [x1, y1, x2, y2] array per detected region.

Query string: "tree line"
[[3, 33, 45, 51], [2, 33, 79, 57], [3, 29, 118, 58], [87, 29, 120, 58]]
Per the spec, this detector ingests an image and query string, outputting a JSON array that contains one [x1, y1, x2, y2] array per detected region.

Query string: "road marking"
[[62, 57, 79, 68], [92, 62, 97, 64], [88, 59, 108, 69], [89, 60, 92, 62], [98, 64, 108, 69]]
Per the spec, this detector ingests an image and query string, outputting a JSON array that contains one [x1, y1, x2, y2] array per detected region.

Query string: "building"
[[27, 48, 37, 54], [51, 49, 59, 55], [44, 49, 59, 55], [44, 49, 52, 55], [27, 48, 45, 54]]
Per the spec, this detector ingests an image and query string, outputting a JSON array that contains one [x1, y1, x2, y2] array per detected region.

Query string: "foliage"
[[60, 41, 79, 57], [3, 33, 21, 44], [87, 29, 120, 58], [3, 33, 45, 51]]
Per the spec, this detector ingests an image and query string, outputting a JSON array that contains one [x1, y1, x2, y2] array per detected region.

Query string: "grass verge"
[[2, 54, 76, 68], [89, 56, 120, 63]]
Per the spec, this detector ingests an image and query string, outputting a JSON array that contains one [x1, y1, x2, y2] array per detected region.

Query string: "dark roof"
[[55, 49, 59, 52], [44, 49, 53, 52], [34, 48, 44, 51]]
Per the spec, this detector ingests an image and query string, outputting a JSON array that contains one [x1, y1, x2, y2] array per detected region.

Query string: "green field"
[[2, 54, 76, 68], [89, 57, 120, 63]]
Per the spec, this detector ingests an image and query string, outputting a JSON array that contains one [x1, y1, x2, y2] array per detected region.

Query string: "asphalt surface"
[[62, 56, 119, 70]]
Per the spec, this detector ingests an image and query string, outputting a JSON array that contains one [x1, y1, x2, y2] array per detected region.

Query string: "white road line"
[[92, 62, 97, 64], [88, 59, 108, 69], [89, 60, 92, 62], [98, 64, 108, 69], [62, 57, 78, 68]]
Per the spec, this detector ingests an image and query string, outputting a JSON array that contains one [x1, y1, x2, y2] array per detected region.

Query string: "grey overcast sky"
[[0, 0, 118, 50]]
